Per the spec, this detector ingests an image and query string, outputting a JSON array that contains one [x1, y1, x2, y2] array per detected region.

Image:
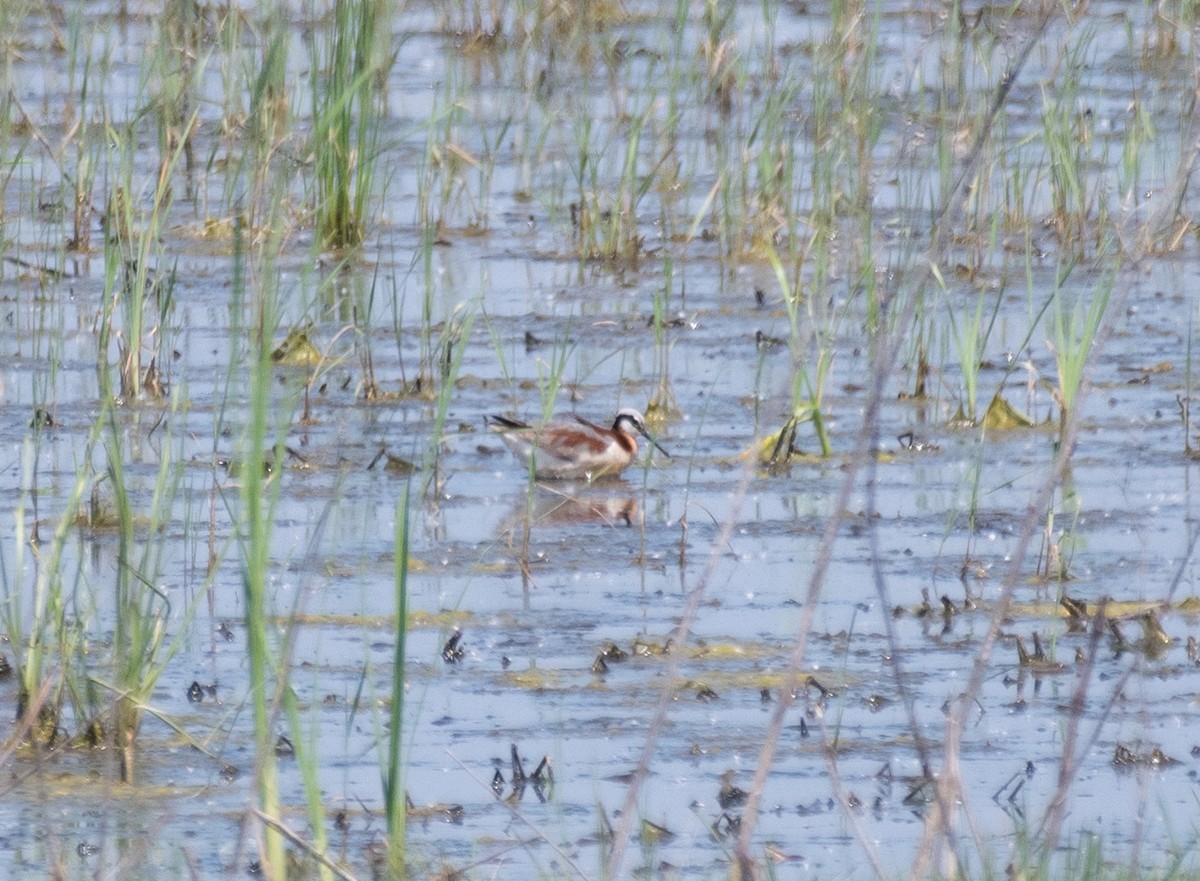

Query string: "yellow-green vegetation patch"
[[270, 610, 471, 629], [1175, 597, 1200, 614], [686, 639, 780, 661], [982, 393, 1035, 429], [503, 667, 567, 691], [405, 556, 431, 573], [277, 613, 394, 628], [1008, 599, 1168, 620], [672, 669, 851, 695], [406, 801, 465, 822], [271, 327, 322, 367], [409, 610, 473, 628], [470, 560, 512, 575], [13, 771, 204, 801]]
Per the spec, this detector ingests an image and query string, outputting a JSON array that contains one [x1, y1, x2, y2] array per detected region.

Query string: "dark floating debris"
[[187, 681, 218, 703], [592, 641, 632, 673], [807, 676, 831, 699], [1015, 634, 1065, 674], [1139, 611, 1172, 654], [713, 811, 741, 837], [406, 792, 465, 824], [600, 642, 629, 662], [1061, 594, 1088, 631], [993, 762, 1035, 804], [756, 329, 786, 351], [495, 744, 554, 803], [796, 798, 832, 816], [510, 743, 525, 783], [531, 754, 553, 784], [1108, 619, 1128, 653], [1114, 743, 1178, 768], [1108, 611, 1172, 658], [915, 589, 934, 618], [902, 776, 933, 806], [442, 628, 464, 663], [758, 413, 805, 466], [897, 431, 939, 452], [718, 770, 748, 809], [368, 447, 417, 474], [865, 694, 890, 712], [632, 635, 672, 656]]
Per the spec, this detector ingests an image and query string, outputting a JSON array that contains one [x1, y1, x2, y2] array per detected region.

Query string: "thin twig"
[[252, 809, 362, 881]]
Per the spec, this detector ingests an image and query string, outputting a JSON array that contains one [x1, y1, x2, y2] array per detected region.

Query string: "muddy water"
[[3, 1, 1200, 879]]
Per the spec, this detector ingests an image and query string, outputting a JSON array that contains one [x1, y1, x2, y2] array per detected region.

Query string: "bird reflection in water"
[[500, 488, 640, 535]]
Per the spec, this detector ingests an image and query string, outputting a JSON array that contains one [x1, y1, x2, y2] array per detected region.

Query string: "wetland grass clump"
[[311, 0, 392, 250], [423, 302, 476, 498], [756, 245, 834, 464], [1049, 266, 1114, 442], [101, 109, 197, 401], [234, 9, 292, 227], [4, 360, 191, 774], [4, 425, 102, 747], [154, 0, 207, 202], [100, 405, 183, 781], [565, 108, 657, 265], [414, 76, 461, 238], [938, 268, 1005, 425]]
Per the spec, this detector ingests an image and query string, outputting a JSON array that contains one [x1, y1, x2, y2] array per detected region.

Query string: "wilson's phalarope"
[[487, 407, 670, 479]]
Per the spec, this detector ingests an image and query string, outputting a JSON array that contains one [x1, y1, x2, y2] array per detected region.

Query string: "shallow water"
[[3, 1, 1200, 879]]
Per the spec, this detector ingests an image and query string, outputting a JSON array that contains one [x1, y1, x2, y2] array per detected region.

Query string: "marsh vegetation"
[[1, 0, 1200, 879]]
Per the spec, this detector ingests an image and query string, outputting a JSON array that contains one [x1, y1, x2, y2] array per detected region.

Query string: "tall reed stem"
[[385, 483, 410, 877], [238, 219, 287, 879]]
